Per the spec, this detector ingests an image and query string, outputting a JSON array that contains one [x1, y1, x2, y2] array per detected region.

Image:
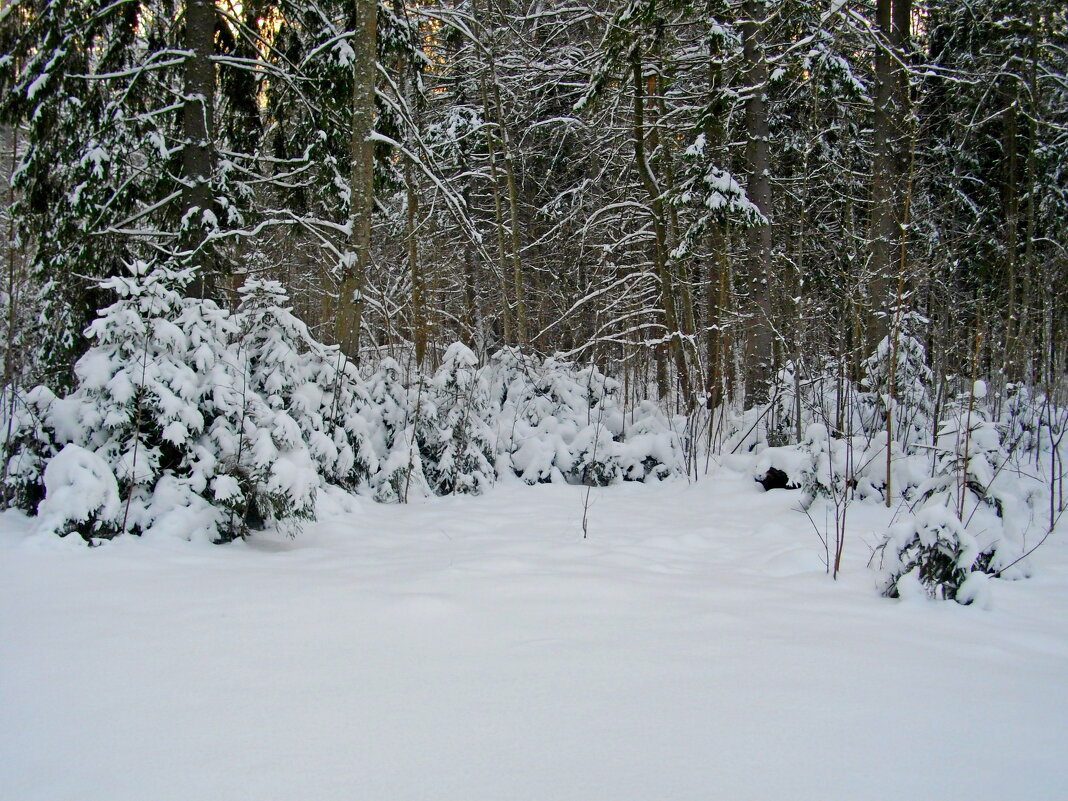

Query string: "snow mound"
[[34, 444, 121, 540]]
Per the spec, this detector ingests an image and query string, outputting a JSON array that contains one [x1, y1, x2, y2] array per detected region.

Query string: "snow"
[[334, 40, 356, 68], [2, 467, 1067, 800], [33, 444, 120, 538], [25, 71, 50, 101]]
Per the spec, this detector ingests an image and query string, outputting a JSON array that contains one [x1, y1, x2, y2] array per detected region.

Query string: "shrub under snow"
[[876, 505, 994, 603], [1, 269, 690, 543], [3, 262, 334, 542], [494, 351, 684, 487], [422, 343, 496, 496], [367, 358, 430, 504], [34, 444, 121, 540], [739, 340, 1054, 602]]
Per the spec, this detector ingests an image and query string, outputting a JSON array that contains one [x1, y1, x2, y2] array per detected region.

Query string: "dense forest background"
[[6, 5, 1068, 788], [2, 0, 1065, 406]]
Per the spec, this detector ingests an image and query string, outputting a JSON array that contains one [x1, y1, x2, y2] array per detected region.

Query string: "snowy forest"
[[0, 0, 1065, 595], [2, 2, 1068, 797]]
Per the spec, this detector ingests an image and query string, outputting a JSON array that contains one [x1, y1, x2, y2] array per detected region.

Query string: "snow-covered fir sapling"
[[860, 310, 933, 507], [33, 444, 121, 540], [15, 260, 234, 541], [0, 385, 61, 513], [71, 260, 210, 536], [235, 278, 377, 494], [876, 379, 1026, 602], [508, 355, 583, 484], [877, 505, 993, 605], [490, 347, 552, 482], [66, 260, 289, 541], [368, 357, 430, 503], [172, 283, 261, 540], [568, 364, 623, 486], [422, 343, 496, 495], [569, 423, 621, 487], [618, 400, 685, 482], [16, 263, 344, 543]]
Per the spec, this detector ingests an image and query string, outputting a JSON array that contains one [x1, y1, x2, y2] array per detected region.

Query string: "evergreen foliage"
[[878, 506, 994, 603], [860, 311, 934, 452], [422, 343, 496, 496]]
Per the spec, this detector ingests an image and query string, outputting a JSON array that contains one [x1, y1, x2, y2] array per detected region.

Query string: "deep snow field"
[[2, 462, 1067, 800]]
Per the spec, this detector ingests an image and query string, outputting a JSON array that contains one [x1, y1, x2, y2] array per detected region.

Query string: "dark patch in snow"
[[755, 466, 799, 492]]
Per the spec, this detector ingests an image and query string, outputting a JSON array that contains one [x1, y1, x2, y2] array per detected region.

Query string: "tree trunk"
[[502, 139, 527, 345], [653, 75, 698, 349], [870, 0, 911, 345], [702, 53, 730, 409], [182, 0, 216, 298], [457, 145, 481, 346], [405, 159, 427, 365], [475, 0, 526, 346], [631, 48, 691, 407], [336, 0, 377, 361], [1020, 6, 1039, 383], [869, 0, 893, 340], [479, 75, 514, 344], [742, 1, 773, 403]]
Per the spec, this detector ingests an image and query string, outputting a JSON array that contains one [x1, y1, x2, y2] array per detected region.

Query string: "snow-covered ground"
[[3, 464, 1067, 800]]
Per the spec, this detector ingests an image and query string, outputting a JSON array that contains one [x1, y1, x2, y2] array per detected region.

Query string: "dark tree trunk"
[[742, 1, 773, 403], [870, 0, 912, 344], [336, 0, 377, 361], [631, 47, 691, 407], [182, 0, 216, 298]]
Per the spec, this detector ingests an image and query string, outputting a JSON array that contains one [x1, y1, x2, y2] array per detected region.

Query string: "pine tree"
[[423, 343, 496, 495], [368, 357, 430, 503], [236, 278, 378, 493]]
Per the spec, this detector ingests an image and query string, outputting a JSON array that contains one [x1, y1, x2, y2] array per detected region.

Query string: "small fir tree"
[[423, 343, 496, 495]]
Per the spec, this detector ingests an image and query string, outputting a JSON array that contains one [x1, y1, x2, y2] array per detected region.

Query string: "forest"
[[0, 0, 1065, 592], [2, 4, 1068, 796]]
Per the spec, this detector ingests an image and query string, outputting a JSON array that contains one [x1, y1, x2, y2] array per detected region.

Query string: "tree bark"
[[182, 0, 216, 298], [479, 74, 514, 344], [742, 1, 773, 402], [475, 0, 526, 345], [631, 48, 691, 406], [869, 0, 911, 345], [336, 0, 377, 361], [405, 159, 427, 365]]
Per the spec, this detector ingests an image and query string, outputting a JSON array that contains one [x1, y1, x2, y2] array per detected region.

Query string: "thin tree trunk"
[[869, 0, 894, 341], [702, 55, 729, 410], [742, 1, 773, 403], [336, 0, 377, 361], [4, 124, 19, 385], [405, 159, 427, 365], [652, 76, 696, 341], [501, 137, 527, 345], [475, 0, 526, 345], [462, 239, 478, 346], [631, 48, 691, 406], [479, 75, 514, 344], [632, 52, 692, 407], [705, 224, 726, 410], [1020, 6, 1039, 383], [182, 0, 216, 298], [870, 0, 911, 346]]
